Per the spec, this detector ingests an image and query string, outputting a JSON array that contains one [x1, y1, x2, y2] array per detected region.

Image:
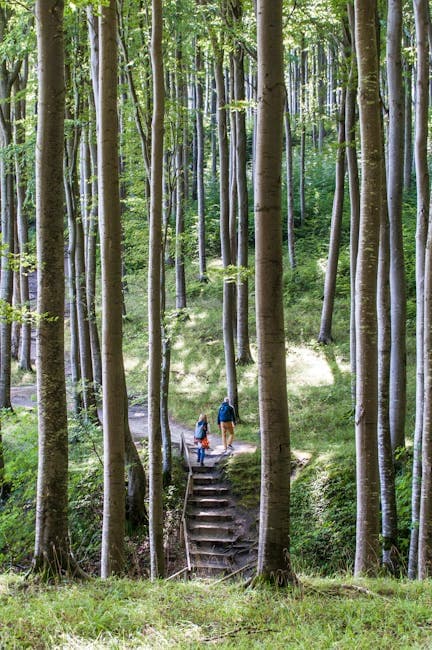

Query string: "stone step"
[[188, 497, 230, 509]]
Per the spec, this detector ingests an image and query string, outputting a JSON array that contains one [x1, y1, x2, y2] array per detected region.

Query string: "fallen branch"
[[211, 561, 255, 586]]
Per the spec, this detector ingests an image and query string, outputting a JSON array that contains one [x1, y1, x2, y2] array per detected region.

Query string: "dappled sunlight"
[[317, 257, 327, 275], [123, 356, 142, 371], [287, 345, 334, 388]]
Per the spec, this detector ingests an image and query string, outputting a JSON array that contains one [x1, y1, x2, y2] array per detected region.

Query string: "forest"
[[1, 0, 432, 647]]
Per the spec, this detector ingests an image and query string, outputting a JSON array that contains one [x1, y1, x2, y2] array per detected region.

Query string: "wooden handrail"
[[179, 432, 193, 576]]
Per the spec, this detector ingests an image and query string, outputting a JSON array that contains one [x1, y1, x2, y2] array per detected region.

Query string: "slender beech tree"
[[408, 0, 429, 579], [254, 0, 294, 585], [0, 7, 22, 410], [32, 0, 74, 576], [299, 41, 307, 226], [207, 10, 239, 417], [317, 87, 346, 344], [377, 151, 398, 572], [14, 63, 32, 373], [174, 43, 187, 311], [403, 38, 413, 192], [99, 0, 125, 578], [354, 0, 381, 576], [195, 46, 207, 282], [148, 0, 165, 579], [413, 0, 430, 580], [284, 101, 296, 269], [232, 0, 253, 366], [346, 3, 360, 402], [387, 0, 406, 454]]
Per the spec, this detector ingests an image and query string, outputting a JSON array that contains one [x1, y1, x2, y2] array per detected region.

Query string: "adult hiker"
[[217, 396, 236, 452]]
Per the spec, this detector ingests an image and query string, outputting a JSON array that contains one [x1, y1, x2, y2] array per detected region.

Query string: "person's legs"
[[226, 421, 234, 447], [220, 424, 227, 450]]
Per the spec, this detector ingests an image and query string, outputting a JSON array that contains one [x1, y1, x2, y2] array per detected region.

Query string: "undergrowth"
[[1, 575, 432, 648]]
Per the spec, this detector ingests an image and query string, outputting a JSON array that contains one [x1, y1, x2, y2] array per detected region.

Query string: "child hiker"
[[194, 413, 210, 466]]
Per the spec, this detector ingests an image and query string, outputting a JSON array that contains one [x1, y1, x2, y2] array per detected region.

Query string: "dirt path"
[[11, 379, 257, 458]]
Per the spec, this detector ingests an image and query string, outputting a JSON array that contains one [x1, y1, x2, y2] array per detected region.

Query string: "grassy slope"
[[1, 575, 431, 648]]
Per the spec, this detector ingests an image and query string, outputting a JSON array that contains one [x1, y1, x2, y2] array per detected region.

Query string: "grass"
[[1, 575, 431, 648]]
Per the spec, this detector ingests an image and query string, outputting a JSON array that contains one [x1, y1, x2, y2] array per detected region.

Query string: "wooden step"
[[190, 559, 232, 572], [188, 497, 230, 509], [188, 522, 234, 536], [189, 532, 237, 544], [193, 474, 221, 485], [189, 547, 231, 559], [187, 508, 233, 522], [193, 485, 229, 497]]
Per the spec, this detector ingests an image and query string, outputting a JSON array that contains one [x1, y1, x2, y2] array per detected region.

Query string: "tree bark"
[[386, 0, 406, 453], [14, 68, 32, 372], [254, 0, 295, 585], [414, 0, 431, 580], [346, 3, 360, 403], [195, 46, 207, 282], [318, 89, 346, 344], [299, 42, 306, 225], [99, 0, 125, 578], [233, 32, 253, 366], [175, 46, 187, 312], [148, 0, 165, 579], [354, 0, 381, 577], [285, 103, 296, 269], [377, 150, 398, 573], [212, 36, 239, 418], [33, 0, 73, 577]]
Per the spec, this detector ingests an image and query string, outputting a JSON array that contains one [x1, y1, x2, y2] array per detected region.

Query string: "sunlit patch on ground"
[[123, 356, 141, 371], [287, 345, 347, 388], [317, 257, 327, 275]]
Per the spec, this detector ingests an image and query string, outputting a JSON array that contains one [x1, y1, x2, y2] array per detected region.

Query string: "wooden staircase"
[[187, 463, 238, 575]]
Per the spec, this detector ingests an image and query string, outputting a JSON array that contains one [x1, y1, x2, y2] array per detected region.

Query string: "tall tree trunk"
[[212, 37, 239, 418], [175, 47, 187, 312], [346, 3, 360, 402], [299, 42, 306, 225], [387, 0, 406, 453], [234, 37, 253, 365], [64, 142, 82, 416], [354, 0, 381, 577], [403, 41, 413, 192], [414, 0, 431, 580], [14, 69, 32, 372], [148, 0, 165, 579], [33, 0, 74, 577], [254, 0, 295, 586], [87, 130, 102, 386], [195, 47, 207, 282], [317, 43, 326, 151], [408, 13, 428, 577], [318, 89, 346, 344], [99, 0, 125, 578], [285, 103, 296, 268], [377, 150, 398, 572]]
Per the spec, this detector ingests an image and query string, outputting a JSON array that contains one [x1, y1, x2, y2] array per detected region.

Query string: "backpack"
[[218, 402, 232, 421], [195, 420, 207, 440]]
